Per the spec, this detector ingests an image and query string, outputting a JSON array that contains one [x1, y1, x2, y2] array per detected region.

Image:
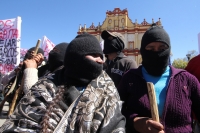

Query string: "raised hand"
[[24, 53, 44, 68]]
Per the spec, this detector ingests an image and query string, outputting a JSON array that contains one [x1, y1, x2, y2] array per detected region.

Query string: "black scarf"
[[141, 48, 170, 76], [140, 24, 171, 76], [103, 38, 124, 54], [65, 56, 102, 87]]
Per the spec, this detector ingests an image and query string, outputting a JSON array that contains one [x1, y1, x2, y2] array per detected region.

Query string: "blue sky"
[[0, 0, 199, 62]]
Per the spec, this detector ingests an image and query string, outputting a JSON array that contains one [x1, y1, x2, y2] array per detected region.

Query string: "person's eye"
[[159, 49, 165, 51], [146, 46, 153, 50], [159, 46, 168, 51], [92, 54, 98, 57], [91, 54, 101, 58]]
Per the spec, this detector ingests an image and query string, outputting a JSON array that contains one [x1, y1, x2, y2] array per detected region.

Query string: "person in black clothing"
[[0, 33, 126, 133], [23, 42, 69, 91], [1, 47, 44, 87], [37, 42, 68, 78], [101, 30, 138, 87], [1, 47, 44, 100]]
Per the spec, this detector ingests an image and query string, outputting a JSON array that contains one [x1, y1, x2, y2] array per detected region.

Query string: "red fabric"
[[185, 54, 200, 82], [185, 55, 200, 121]]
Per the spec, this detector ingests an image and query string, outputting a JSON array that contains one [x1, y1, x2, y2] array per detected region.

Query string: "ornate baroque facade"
[[77, 8, 162, 65]]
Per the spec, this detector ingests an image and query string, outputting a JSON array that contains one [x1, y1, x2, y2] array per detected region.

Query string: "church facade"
[[77, 8, 162, 65]]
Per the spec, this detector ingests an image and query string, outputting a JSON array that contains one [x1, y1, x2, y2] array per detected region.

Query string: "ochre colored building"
[[77, 8, 162, 65]]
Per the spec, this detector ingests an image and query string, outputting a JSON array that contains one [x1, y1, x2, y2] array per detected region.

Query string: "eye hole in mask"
[[145, 42, 168, 52]]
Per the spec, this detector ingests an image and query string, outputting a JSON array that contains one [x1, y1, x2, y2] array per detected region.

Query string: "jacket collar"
[[169, 65, 187, 77], [113, 52, 126, 62]]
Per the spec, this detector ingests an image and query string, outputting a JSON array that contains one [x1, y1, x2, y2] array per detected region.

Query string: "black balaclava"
[[48, 42, 68, 72], [101, 30, 125, 54], [64, 33, 103, 87], [140, 24, 171, 76], [24, 47, 44, 60]]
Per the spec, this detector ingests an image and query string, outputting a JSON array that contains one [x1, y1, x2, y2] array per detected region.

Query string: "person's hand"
[[33, 53, 44, 66], [133, 117, 164, 133], [24, 53, 44, 68], [24, 59, 37, 68]]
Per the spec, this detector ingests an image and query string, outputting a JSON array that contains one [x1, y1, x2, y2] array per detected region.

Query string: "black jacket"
[[105, 52, 138, 87]]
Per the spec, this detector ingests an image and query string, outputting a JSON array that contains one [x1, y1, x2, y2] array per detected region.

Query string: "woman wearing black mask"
[[118, 24, 200, 133]]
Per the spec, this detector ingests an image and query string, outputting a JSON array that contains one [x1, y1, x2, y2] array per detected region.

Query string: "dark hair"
[[40, 87, 65, 132]]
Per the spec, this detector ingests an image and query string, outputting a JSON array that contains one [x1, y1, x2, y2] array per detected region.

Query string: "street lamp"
[[186, 54, 191, 61]]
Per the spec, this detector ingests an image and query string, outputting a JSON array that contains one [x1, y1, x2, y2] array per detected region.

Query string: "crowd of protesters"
[[0, 23, 199, 133]]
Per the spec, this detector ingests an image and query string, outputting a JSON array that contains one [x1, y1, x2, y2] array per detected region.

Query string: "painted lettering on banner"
[[0, 17, 21, 74]]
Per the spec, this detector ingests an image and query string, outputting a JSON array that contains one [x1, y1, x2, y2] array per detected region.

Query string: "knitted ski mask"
[[24, 47, 44, 60], [101, 30, 125, 54], [48, 42, 68, 72], [140, 24, 171, 76], [64, 33, 103, 87]]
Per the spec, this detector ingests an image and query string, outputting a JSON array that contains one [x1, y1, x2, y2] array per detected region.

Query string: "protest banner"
[[0, 17, 21, 74], [41, 36, 55, 59]]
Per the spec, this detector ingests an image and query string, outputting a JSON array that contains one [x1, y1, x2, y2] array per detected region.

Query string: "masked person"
[[101, 30, 137, 87], [118, 24, 200, 133], [1, 47, 44, 87], [22, 42, 68, 93], [0, 43, 68, 120], [0, 33, 125, 133], [0, 47, 44, 105]]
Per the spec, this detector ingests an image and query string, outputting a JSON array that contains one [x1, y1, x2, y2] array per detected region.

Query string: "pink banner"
[[41, 36, 55, 59]]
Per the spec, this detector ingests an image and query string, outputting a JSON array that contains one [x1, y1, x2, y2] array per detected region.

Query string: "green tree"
[[172, 58, 188, 69], [172, 50, 198, 69]]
